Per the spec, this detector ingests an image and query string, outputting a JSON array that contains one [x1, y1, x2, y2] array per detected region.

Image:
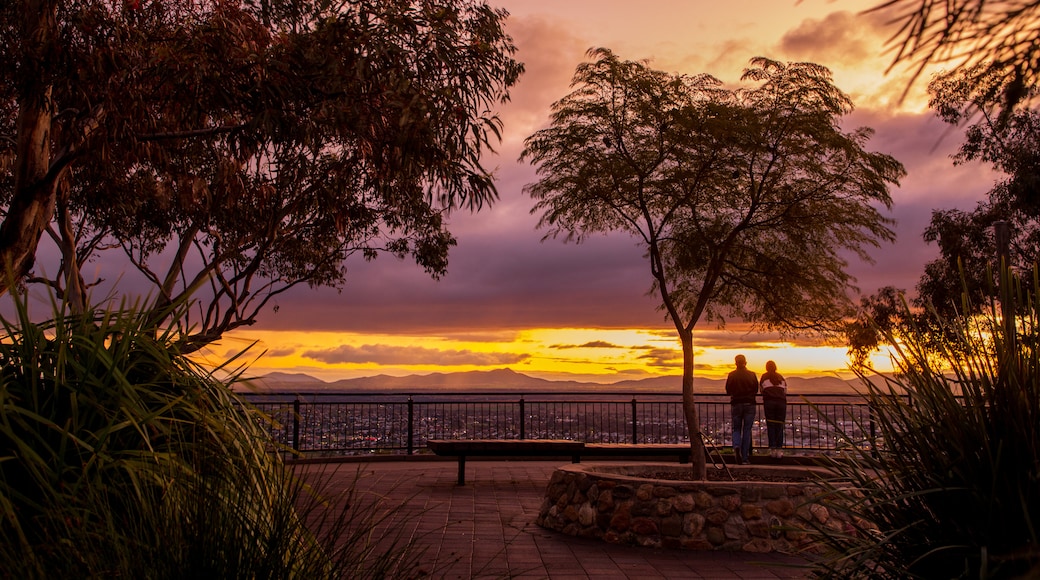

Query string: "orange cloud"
[[304, 344, 531, 366], [778, 11, 881, 66], [499, 15, 588, 148]]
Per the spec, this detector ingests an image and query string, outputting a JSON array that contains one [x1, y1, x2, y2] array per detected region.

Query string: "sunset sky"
[[210, 0, 999, 385]]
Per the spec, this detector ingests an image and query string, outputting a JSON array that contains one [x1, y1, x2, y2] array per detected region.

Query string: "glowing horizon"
[[208, 326, 895, 384]]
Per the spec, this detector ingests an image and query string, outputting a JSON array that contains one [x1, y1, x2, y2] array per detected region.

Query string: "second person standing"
[[759, 360, 788, 459]]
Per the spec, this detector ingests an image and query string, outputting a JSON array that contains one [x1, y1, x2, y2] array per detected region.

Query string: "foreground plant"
[[808, 278, 1040, 578], [0, 294, 420, 579]]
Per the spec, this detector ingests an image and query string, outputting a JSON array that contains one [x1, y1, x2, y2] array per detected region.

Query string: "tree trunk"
[[0, 0, 58, 293], [56, 188, 87, 315], [680, 329, 707, 479]]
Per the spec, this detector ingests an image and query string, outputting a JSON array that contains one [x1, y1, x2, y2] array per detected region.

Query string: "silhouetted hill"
[[236, 367, 866, 395], [258, 371, 324, 383]]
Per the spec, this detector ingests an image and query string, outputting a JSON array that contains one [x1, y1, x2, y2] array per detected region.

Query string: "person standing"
[[725, 354, 758, 465], [759, 360, 788, 459]]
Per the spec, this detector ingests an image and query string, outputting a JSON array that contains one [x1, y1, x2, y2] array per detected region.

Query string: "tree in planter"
[[521, 49, 903, 479], [0, 0, 522, 349]]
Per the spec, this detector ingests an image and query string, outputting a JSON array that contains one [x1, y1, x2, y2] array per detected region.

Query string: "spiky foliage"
[[0, 293, 421, 579], [807, 270, 1040, 578]]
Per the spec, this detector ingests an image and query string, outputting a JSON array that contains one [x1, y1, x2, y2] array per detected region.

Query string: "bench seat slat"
[[428, 439, 583, 455], [428, 439, 584, 484], [427, 440, 696, 485]]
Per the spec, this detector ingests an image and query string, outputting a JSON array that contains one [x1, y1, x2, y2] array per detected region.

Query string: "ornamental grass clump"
[[806, 276, 1040, 579], [0, 294, 420, 579]]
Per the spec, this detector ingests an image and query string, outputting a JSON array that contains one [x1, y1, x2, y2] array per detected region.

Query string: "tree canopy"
[[847, 65, 1040, 364], [521, 49, 903, 478], [0, 0, 522, 348]]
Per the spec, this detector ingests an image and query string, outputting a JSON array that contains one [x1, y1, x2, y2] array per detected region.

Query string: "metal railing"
[[240, 391, 876, 457]]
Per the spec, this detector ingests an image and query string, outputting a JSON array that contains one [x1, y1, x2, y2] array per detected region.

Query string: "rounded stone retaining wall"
[[537, 463, 859, 553]]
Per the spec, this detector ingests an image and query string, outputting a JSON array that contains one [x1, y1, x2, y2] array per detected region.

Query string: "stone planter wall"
[[537, 463, 858, 553]]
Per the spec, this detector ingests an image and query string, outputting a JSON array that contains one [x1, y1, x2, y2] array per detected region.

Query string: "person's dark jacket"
[[725, 367, 758, 404]]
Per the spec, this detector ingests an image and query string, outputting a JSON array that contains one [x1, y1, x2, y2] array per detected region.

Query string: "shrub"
[[0, 295, 420, 579], [807, 277, 1040, 578]]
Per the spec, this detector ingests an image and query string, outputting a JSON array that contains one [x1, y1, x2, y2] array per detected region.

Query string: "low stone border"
[[537, 462, 857, 553]]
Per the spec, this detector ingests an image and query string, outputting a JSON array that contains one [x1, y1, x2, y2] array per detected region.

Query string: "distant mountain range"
[[235, 367, 867, 395]]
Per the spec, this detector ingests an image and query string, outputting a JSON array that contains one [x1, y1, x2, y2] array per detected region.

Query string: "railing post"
[[292, 396, 301, 453], [407, 395, 415, 455], [519, 395, 526, 439], [631, 397, 638, 444]]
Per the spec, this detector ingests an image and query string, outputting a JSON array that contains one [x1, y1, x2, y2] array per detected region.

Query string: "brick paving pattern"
[[301, 459, 811, 579]]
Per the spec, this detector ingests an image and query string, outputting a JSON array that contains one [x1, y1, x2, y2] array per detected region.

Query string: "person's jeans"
[[763, 399, 786, 449], [730, 402, 756, 462]]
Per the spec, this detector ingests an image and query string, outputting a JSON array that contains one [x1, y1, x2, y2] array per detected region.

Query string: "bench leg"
[[457, 455, 466, 486]]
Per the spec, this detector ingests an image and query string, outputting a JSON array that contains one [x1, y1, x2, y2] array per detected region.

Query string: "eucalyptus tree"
[[521, 49, 903, 478], [0, 0, 522, 348]]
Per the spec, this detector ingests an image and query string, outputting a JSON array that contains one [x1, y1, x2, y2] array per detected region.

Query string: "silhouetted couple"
[[725, 355, 788, 464]]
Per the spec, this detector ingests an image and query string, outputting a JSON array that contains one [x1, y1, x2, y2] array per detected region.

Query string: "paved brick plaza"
[[299, 459, 811, 579]]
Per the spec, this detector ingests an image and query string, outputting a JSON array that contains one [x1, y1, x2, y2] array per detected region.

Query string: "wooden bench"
[[426, 440, 699, 485], [427, 439, 584, 485]]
